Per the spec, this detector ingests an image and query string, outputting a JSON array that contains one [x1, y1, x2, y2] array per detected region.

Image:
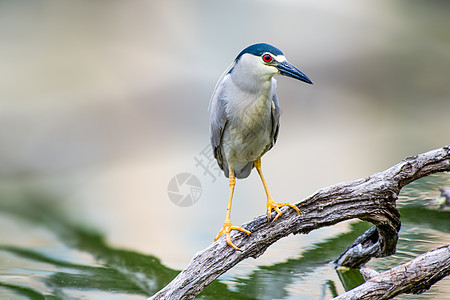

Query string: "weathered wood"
[[333, 244, 450, 300], [149, 146, 450, 300], [334, 225, 383, 268], [360, 267, 381, 280]]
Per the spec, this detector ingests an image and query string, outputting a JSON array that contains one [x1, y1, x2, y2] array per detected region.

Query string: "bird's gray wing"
[[270, 82, 281, 148], [209, 76, 229, 174]]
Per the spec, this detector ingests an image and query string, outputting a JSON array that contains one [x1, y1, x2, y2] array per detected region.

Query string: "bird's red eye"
[[262, 54, 272, 63]]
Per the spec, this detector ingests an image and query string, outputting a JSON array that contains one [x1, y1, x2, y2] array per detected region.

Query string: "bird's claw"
[[266, 198, 300, 222], [214, 221, 251, 250]]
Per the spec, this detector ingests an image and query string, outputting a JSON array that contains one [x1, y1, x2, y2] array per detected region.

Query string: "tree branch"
[[149, 146, 450, 300], [333, 244, 450, 299]]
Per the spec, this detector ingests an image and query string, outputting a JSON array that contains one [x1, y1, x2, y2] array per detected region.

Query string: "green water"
[[0, 174, 449, 299]]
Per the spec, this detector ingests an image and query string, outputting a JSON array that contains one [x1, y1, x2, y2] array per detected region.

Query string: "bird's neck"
[[225, 73, 275, 125], [230, 64, 274, 94]]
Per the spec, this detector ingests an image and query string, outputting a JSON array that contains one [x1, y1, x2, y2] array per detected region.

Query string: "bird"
[[436, 187, 450, 209], [209, 43, 313, 250]]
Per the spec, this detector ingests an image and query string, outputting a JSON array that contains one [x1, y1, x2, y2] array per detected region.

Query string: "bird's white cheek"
[[259, 64, 278, 76]]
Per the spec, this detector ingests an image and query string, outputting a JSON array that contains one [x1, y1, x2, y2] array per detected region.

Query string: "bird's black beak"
[[276, 60, 313, 84]]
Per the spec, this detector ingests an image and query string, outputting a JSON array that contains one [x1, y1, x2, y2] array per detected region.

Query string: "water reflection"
[[0, 195, 254, 299]]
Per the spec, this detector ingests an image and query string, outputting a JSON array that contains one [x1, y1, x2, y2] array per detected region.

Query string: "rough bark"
[[333, 244, 450, 300], [149, 146, 450, 300]]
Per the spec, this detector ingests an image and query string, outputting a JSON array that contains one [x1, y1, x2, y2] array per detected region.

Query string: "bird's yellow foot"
[[214, 221, 251, 250], [266, 197, 300, 222]]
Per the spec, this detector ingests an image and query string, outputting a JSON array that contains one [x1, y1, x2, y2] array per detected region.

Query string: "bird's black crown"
[[235, 43, 284, 61]]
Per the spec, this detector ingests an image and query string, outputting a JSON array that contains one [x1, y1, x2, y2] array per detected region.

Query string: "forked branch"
[[334, 244, 450, 299]]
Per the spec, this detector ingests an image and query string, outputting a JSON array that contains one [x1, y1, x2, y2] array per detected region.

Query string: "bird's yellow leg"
[[254, 157, 300, 222], [214, 167, 251, 250]]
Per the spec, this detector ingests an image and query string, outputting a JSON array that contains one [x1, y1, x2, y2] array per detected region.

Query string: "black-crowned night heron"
[[209, 43, 313, 250]]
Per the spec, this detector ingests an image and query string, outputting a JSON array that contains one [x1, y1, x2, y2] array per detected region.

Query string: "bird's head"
[[231, 43, 313, 85]]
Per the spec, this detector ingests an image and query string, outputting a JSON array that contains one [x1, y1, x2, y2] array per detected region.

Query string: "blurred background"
[[0, 0, 449, 299]]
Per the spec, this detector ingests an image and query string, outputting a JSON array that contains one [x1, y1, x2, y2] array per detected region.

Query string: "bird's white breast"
[[221, 75, 275, 164]]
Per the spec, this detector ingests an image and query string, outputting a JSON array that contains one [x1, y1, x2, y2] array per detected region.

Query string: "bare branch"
[[149, 146, 450, 300], [333, 244, 450, 300]]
